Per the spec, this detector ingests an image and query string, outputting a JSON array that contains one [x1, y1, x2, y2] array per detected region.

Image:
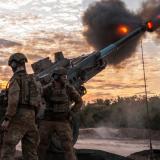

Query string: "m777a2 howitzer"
[[30, 17, 160, 160]]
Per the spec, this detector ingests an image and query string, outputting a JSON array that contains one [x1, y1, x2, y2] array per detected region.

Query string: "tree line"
[[80, 95, 160, 130]]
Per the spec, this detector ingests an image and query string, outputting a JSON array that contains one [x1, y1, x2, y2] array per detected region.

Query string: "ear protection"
[[10, 61, 17, 69]]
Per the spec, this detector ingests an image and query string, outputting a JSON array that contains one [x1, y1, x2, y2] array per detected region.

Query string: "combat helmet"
[[8, 53, 28, 66]]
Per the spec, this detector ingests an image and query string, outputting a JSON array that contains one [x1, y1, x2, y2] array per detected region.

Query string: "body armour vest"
[[45, 84, 70, 113], [14, 72, 41, 108]]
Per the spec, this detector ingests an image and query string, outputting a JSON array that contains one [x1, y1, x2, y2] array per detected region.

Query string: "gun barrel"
[[100, 27, 144, 59], [99, 17, 160, 60]]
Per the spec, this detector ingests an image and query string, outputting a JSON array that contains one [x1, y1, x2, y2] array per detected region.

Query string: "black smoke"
[[82, 0, 160, 65]]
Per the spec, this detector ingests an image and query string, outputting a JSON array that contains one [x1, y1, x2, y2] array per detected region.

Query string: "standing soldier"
[[0, 53, 40, 160], [38, 67, 83, 160]]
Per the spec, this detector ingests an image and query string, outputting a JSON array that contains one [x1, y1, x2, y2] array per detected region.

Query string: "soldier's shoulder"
[[8, 76, 20, 92], [9, 75, 19, 86]]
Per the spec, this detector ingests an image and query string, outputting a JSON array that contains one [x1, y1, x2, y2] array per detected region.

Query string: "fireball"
[[117, 25, 129, 35]]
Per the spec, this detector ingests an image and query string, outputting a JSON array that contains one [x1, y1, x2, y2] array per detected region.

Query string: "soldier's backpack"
[[15, 74, 42, 109]]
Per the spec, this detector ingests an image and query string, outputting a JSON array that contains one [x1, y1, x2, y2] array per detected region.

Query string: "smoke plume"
[[141, 0, 160, 19], [82, 0, 160, 65]]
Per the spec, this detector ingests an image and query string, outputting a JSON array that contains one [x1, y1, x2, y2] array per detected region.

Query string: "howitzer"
[[31, 17, 160, 160], [32, 17, 160, 96]]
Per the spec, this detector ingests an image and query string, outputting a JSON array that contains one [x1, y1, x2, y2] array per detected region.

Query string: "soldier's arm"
[[42, 82, 52, 99], [68, 85, 83, 112], [5, 79, 20, 121]]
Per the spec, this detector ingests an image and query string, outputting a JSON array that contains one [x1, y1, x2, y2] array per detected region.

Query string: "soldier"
[[0, 53, 41, 160], [38, 67, 83, 160]]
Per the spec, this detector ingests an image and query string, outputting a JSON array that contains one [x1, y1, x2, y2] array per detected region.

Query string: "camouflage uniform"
[[38, 81, 82, 160], [1, 53, 40, 160]]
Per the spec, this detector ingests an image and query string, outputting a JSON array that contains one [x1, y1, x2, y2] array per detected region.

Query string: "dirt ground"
[[75, 127, 160, 157], [15, 127, 160, 158]]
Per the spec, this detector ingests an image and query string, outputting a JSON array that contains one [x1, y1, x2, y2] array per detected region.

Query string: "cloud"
[[0, 66, 12, 81], [21, 31, 91, 58], [0, 39, 21, 48], [26, 53, 44, 61]]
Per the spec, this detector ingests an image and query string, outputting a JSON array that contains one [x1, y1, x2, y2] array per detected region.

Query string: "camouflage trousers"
[[0, 121, 39, 160], [38, 120, 77, 160]]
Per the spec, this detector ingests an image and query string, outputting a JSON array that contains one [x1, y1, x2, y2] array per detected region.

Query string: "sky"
[[0, 0, 159, 101]]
